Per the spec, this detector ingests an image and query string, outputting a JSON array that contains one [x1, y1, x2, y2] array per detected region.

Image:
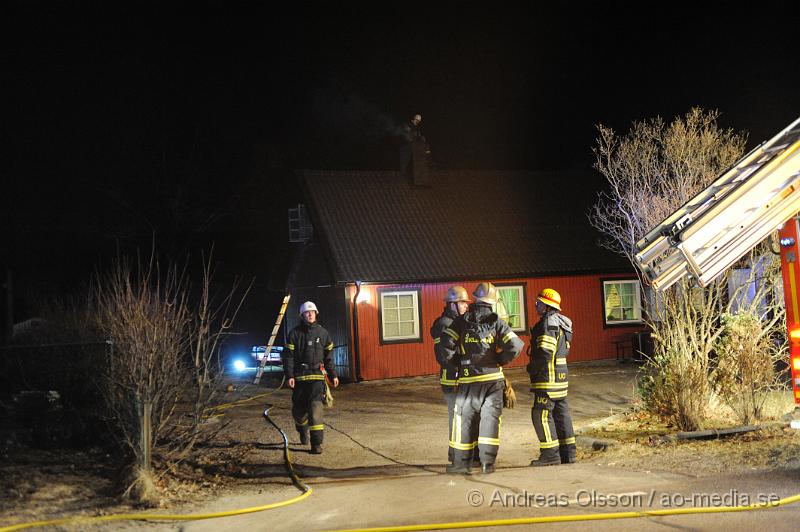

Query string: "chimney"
[[410, 142, 431, 186]]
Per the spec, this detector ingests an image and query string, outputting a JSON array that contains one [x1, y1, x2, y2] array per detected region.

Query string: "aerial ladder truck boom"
[[636, 116, 800, 290], [634, 116, 800, 407]]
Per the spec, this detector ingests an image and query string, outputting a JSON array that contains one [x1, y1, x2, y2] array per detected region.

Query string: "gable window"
[[602, 279, 643, 326], [378, 288, 422, 343], [494, 284, 527, 332]]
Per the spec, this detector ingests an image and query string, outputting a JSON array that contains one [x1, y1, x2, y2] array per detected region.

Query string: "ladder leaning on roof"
[[635, 116, 800, 291], [253, 294, 291, 385]]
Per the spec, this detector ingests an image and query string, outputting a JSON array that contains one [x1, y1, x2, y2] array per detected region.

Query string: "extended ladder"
[[253, 294, 290, 385], [635, 116, 800, 290]]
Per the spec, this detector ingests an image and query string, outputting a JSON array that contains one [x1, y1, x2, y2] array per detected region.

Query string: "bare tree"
[[590, 108, 756, 430], [590, 108, 746, 265], [94, 251, 250, 503]]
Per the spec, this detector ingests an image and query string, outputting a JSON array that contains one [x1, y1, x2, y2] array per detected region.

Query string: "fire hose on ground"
[[4, 393, 800, 531], [333, 493, 800, 532]]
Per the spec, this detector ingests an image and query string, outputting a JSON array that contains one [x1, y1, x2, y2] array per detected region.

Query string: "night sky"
[[3, 2, 799, 344]]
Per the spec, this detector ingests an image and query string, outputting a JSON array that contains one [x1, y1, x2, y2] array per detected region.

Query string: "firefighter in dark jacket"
[[399, 113, 430, 174], [528, 288, 576, 466], [430, 285, 471, 464], [436, 282, 524, 474], [284, 301, 339, 454]]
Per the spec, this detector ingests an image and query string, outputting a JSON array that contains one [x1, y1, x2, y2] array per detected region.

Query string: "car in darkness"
[[227, 345, 284, 375]]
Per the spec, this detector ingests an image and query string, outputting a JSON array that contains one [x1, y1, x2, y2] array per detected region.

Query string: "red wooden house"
[[286, 168, 644, 381]]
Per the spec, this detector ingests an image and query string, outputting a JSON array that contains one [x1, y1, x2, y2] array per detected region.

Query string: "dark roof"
[[299, 169, 630, 284]]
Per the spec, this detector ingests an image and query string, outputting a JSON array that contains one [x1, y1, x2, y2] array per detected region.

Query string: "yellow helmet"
[[472, 282, 498, 305], [444, 285, 471, 303], [537, 288, 562, 311]]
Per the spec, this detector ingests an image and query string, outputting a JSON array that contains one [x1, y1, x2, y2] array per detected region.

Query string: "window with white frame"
[[602, 280, 643, 325], [494, 284, 527, 332], [379, 288, 422, 343]]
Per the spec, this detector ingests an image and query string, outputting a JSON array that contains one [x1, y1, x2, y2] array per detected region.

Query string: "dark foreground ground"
[[3, 361, 800, 531]]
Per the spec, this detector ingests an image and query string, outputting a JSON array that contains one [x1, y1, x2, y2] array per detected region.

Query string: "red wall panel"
[[350, 274, 643, 381]]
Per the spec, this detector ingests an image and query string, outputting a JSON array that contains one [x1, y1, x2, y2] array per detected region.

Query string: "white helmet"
[[299, 301, 319, 315]]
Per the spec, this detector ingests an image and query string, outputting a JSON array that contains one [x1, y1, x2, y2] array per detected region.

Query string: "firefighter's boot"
[[530, 449, 561, 467], [310, 444, 323, 455], [560, 446, 577, 464], [446, 463, 473, 475], [299, 429, 309, 445], [472, 450, 481, 466], [481, 463, 495, 475]]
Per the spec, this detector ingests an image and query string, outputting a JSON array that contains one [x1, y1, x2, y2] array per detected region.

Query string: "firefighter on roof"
[[284, 301, 338, 454], [430, 285, 471, 464], [436, 282, 523, 474], [528, 288, 577, 466]]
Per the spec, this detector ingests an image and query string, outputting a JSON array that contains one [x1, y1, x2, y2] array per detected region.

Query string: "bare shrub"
[[95, 257, 191, 498], [714, 311, 785, 425], [175, 254, 252, 461], [94, 251, 249, 503], [123, 466, 160, 507], [640, 278, 729, 430]]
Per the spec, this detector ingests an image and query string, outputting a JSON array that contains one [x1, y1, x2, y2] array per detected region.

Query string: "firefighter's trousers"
[[443, 387, 456, 463], [450, 380, 503, 467], [531, 392, 576, 462], [292, 379, 325, 445]]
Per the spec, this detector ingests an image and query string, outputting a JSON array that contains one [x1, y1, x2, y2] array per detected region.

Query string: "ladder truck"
[[634, 116, 800, 411]]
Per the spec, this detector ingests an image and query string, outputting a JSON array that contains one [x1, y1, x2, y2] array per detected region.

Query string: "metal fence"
[[0, 341, 111, 404]]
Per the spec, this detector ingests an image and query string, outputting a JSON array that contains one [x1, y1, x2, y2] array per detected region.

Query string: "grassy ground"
[[577, 389, 800, 476]]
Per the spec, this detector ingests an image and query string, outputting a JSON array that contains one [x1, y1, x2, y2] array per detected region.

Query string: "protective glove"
[[503, 378, 517, 409]]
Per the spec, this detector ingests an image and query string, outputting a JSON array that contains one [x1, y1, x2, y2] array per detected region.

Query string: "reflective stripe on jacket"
[[436, 303, 523, 384], [284, 322, 336, 380], [529, 310, 572, 398]]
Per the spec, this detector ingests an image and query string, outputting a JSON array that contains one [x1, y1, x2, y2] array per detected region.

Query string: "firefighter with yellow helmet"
[[436, 282, 523, 474], [284, 301, 338, 454], [528, 288, 576, 466], [430, 285, 471, 464]]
